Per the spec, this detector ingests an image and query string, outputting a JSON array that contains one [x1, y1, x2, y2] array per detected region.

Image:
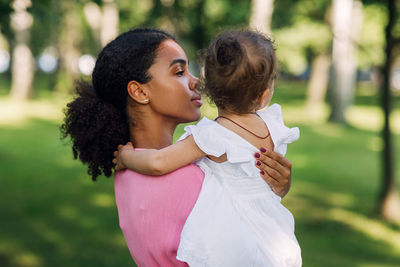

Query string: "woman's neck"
[[128, 107, 178, 149]]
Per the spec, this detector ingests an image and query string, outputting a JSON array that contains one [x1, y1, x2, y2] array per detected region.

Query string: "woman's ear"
[[127, 81, 149, 104]]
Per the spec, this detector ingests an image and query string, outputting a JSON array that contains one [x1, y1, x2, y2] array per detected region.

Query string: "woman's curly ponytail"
[[61, 28, 174, 181], [61, 82, 129, 180]]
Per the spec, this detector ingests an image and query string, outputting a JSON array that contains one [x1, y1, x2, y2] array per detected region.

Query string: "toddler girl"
[[114, 30, 301, 267]]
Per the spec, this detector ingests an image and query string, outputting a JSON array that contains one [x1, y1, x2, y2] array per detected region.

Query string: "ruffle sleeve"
[[257, 104, 300, 156], [178, 117, 227, 157], [178, 117, 257, 166]]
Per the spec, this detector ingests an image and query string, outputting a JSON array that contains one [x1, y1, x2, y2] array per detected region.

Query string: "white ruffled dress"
[[176, 104, 302, 267]]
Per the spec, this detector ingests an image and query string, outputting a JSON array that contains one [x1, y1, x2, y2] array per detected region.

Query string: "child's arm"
[[113, 135, 206, 176]]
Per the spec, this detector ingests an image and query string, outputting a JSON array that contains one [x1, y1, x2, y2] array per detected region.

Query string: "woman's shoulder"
[[114, 164, 204, 186]]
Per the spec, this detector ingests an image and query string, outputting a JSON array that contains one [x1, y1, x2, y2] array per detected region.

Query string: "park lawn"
[[0, 81, 400, 267]]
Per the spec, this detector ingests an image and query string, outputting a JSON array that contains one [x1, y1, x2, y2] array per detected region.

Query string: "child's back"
[[176, 104, 301, 267]]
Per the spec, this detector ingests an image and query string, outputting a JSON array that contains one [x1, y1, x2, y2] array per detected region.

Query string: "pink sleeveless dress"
[[114, 165, 204, 267]]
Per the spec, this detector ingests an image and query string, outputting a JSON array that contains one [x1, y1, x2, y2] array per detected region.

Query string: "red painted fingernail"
[[260, 147, 266, 153], [256, 161, 261, 166], [254, 153, 260, 158], [260, 170, 265, 175]]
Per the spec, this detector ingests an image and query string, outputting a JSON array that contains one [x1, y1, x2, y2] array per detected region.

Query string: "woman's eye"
[[176, 70, 184, 76]]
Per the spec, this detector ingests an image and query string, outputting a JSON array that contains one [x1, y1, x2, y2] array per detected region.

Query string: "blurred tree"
[[272, 0, 331, 114], [9, 0, 34, 99], [84, 0, 119, 48], [0, 0, 12, 38], [101, 0, 119, 47], [56, 0, 83, 93], [329, 0, 363, 124], [84, 1, 102, 45], [378, 0, 400, 223], [249, 0, 274, 35]]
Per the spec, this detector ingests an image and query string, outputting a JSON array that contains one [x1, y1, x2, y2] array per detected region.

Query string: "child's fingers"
[[112, 158, 117, 164], [113, 151, 118, 157], [118, 144, 124, 150], [126, 141, 134, 148]]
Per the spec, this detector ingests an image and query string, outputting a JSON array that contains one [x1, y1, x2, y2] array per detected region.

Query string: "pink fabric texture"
[[114, 164, 204, 267]]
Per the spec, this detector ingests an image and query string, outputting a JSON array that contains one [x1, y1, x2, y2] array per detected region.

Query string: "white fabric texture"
[[176, 104, 302, 267]]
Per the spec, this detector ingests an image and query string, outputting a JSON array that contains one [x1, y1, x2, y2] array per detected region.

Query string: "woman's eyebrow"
[[169, 59, 187, 67]]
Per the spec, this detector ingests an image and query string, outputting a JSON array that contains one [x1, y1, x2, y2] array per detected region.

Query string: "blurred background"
[[0, 0, 399, 266]]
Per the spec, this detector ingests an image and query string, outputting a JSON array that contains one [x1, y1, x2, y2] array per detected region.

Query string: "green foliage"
[[273, 0, 387, 74], [0, 0, 12, 37], [118, 0, 154, 33], [274, 21, 331, 74], [272, 0, 332, 74], [358, 3, 386, 68], [30, 0, 62, 55]]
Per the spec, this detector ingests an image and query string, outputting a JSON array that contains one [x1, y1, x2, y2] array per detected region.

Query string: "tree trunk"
[[9, 0, 34, 100], [84, 1, 102, 44], [329, 0, 363, 123], [101, 0, 119, 47], [249, 0, 274, 35], [306, 54, 331, 115], [378, 0, 400, 223], [56, 0, 82, 93]]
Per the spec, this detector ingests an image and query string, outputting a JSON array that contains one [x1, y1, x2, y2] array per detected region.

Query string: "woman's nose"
[[189, 76, 199, 91]]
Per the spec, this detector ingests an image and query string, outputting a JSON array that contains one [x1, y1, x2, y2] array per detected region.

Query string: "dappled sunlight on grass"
[[13, 252, 42, 267], [328, 208, 400, 251], [347, 106, 400, 134], [288, 154, 310, 169], [309, 121, 345, 138], [284, 178, 400, 267], [91, 193, 115, 208], [283, 104, 330, 125], [0, 242, 43, 267], [57, 205, 80, 221], [347, 106, 384, 132], [0, 97, 68, 127]]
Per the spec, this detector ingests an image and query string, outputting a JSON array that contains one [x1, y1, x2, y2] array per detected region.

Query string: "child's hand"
[[113, 142, 135, 171]]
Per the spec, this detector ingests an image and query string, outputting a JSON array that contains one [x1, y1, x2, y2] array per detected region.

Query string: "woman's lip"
[[191, 99, 203, 107]]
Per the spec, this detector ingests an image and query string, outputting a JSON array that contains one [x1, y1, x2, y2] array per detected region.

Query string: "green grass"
[[1, 80, 400, 266]]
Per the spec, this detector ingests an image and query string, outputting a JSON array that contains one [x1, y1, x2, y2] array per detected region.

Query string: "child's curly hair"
[[200, 30, 277, 114]]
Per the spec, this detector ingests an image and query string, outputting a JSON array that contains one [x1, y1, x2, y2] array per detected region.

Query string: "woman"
[[61, 28, 293, 266]]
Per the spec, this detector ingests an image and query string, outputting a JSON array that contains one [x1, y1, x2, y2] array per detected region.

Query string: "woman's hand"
[[113, 142, 135, 171], [254, 147, 292, 198]]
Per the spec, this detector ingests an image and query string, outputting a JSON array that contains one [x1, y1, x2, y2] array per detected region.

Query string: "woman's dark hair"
[[200, 30, 277, 114], [60, 28, 175, 181]]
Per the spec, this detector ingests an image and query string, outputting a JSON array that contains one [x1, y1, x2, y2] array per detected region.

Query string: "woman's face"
[[143, 40, 202, 123]]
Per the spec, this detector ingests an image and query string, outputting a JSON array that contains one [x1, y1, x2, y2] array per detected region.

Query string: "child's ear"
[[257, 88, 270, 107], [127, 81, 150, 104]]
